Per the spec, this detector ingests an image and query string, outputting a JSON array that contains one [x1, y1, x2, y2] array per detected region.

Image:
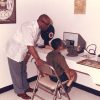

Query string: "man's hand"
[[45, 45, 53, 50]]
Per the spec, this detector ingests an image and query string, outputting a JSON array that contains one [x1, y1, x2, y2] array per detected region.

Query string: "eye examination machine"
[[63, 32, 86, 56]]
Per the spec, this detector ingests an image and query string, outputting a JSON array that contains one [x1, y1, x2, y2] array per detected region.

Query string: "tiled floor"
[[0, 82, 100, 100]]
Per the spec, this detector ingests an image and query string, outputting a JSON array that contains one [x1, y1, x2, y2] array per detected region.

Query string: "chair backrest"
[[35, 62, 56, 76], [35, 62, 68, 87]]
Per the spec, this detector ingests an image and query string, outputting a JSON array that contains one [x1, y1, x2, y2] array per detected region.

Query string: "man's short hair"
[[38, 14, 50, 21], [38, 14, 52, 26], [38, 14, 50, 20], [51, 38, 62, 50]]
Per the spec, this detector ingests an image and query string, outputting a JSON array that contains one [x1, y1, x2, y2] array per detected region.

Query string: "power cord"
[[85, 44, 97, 55]]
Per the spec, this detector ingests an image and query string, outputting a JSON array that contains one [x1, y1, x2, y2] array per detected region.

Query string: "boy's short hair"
[[51, 38, 62, 50]]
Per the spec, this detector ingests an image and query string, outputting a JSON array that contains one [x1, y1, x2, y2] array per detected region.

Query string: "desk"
[[36, 47, 100, 91]]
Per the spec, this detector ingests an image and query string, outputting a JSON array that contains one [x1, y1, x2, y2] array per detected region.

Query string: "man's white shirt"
[[7, 21, 44, 62]]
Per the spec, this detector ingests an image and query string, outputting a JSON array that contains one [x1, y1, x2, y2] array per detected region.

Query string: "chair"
[[32, 62, 71, 100]]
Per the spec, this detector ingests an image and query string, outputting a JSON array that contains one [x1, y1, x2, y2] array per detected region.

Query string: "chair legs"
[[32, 81, 71, 100], [53, 89, 70, 100], [59, 86, 71, 100], [57, 90, 62, 99], [54, 90, 62, 100], [32, 80, 39, 100], [64, 92, 70, 100], [53, 96, 57, 100], [32, 87, 70, 100], [53, 89, 57, 100], [32, 88, 38, 100]]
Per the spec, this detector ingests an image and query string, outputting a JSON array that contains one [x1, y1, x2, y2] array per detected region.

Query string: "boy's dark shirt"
[[46, 50, 69, 76]]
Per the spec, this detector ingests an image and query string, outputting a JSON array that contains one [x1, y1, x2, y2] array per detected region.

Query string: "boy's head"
[[51, 38, 63, 50]]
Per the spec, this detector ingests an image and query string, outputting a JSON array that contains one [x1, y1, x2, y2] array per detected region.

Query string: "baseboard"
[[73, 82, 100, 96], [0, 76, 37, 94], [0, 76, 100, 96]]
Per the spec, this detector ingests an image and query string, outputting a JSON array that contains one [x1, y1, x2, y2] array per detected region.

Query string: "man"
[[46, 38, 77, 93], [7, 14, 51, 99]]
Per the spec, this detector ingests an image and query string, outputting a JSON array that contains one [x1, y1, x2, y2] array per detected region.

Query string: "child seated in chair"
[[46, 38, 77, 92]]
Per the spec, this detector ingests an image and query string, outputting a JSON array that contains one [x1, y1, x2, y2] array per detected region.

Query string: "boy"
[[46, 38, 77, 92]]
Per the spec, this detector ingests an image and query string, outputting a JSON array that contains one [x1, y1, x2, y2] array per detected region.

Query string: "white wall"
[[0, 0, 100, 88]]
